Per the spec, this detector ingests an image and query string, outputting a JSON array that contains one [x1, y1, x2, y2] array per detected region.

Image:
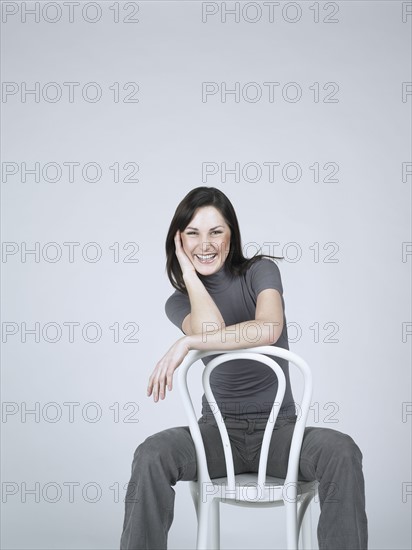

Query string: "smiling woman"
[[119, 187, 368, 550], [164, 186, 284, 295], [180, 208, 231, 272]]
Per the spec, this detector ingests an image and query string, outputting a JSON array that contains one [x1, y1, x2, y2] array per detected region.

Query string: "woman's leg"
[[266, 421, 368, 550], [119, 421, 235, 550]]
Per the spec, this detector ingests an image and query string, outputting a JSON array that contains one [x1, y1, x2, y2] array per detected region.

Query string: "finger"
[[166, 368, 174, 391], [147, 373, 154, 394], [147, 372, 156, 396], [158, 372, 166, 400], [152, 380, 159, 403], [151, 371, 161, 402]]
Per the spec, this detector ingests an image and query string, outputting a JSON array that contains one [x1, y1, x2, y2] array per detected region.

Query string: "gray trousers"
[[119, 414, 368, 550]]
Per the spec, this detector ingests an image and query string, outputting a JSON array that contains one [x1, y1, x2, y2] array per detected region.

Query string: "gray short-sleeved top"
[[164, 258, 295, 421]]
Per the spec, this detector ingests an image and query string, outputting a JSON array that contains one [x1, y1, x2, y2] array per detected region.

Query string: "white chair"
[[178, 345, 319, 550]]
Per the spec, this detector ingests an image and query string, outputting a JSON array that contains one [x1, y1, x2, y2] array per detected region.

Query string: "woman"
[[120, 186, 368, 550]]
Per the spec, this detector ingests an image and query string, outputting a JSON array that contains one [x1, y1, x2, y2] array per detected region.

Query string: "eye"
[[185, 230, 223, 236]]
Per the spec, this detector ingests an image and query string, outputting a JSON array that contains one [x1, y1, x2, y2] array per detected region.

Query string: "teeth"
[[196, 254, 216, 260]]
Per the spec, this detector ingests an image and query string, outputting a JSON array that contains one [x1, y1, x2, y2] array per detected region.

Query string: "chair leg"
[[196, 501, 211, 550], [196, 499, 220, 550], [300, 501, 312, 549], [285, 500, 299, 550], [297, 490, 317, 550], [189, 481, 199, 520], [196, 497, 221, 550], [209, 499, 220, 550]]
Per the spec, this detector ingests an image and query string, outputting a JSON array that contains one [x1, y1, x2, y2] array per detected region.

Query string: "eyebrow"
[[185, 225, 224, 231]]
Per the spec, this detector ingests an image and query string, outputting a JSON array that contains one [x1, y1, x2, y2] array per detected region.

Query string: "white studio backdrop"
[[1, 1, 411, 549]]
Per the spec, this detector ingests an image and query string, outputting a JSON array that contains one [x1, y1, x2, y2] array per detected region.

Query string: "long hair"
[[165, 186, 283, 294]]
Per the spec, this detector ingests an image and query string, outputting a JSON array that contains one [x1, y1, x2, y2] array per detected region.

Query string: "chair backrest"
[[202, 352, 286, 492], [178, 346, 313, 500]]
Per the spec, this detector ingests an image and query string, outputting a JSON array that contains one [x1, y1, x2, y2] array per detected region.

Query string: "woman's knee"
[[132, 427, 192, 479], [324, 429, 363, 464], [304, 427, 363, 465]]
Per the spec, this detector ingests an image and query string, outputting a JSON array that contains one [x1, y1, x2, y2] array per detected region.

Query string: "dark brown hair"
[[165, 186, 283, 294]]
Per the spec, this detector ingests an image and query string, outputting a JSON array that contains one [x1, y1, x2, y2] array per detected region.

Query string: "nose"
[[200, 240, 215, 253]]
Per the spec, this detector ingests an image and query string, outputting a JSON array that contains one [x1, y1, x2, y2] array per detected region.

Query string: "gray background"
[[1, 1, 411, 549]]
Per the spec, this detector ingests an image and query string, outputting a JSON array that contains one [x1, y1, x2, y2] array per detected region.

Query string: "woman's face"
[[181, 206, 231, 276]]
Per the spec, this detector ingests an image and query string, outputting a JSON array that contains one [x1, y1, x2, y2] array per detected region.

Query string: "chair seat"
[[190, 474, 318, 506]]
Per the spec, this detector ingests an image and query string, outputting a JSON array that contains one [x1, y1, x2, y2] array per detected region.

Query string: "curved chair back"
[[178, 345, 313, 501], [202, 352, 286, 492]]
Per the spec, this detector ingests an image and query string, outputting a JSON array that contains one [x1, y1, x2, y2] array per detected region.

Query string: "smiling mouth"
[[195, 253, 217, 264]]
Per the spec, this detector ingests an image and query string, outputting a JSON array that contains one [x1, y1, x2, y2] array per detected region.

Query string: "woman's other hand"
[[174, 230, 196, 277], [147, 337, 191, 402]]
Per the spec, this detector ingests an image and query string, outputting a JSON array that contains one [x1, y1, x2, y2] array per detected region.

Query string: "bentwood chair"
[[177, 346, 319, 550]]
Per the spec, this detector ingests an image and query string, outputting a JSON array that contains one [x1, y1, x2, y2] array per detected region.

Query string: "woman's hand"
[[174, 230, 196, 277], [147, 337, 191, 402]]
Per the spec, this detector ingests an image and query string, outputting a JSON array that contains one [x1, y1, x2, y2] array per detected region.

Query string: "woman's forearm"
[[185, 319, 281, 351], [183, 271, 225, 334]]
